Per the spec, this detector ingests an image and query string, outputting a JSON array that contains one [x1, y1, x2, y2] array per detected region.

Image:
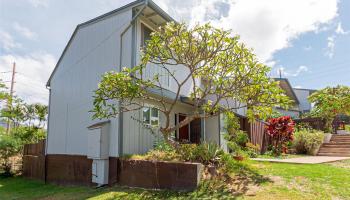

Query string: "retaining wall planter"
[[118, 159, 203, 191]]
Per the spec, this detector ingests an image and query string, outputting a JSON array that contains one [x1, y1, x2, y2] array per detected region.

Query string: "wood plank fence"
[[22, 139, 46, 181], [248, 120, 269, 153]]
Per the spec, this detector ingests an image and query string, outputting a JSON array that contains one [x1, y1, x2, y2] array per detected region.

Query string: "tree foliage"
[[308, 85, 350, 132], [1, 97, 48, 129], [92, 22, 291, 141]]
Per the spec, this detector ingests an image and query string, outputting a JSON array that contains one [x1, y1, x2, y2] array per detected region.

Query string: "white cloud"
[[155, 0, 338, 62], [279, 65, 309, 77], [13, 22, 37, 40], [0, 52, 56, 104], [324, 22, 348, 58], [325, 36, 335, 58], [0, 30, 22, 51], [28, 0, 49, 8], [335, 22, 349, 35]]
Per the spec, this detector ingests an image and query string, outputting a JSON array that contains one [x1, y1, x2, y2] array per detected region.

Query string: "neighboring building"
[[45, 0, 248, 186], [274, 78, 316, 118], [293, 88, 316, 114], [274, 78, 301, 118]]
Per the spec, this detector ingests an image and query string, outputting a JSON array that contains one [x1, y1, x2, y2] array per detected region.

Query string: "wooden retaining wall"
[[118, 159, 202, 191]]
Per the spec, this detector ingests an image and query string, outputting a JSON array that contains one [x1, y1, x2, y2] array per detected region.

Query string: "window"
[[143, 107, 150, 124], [141, 23, 152, 47], [150, 107, 159, 126], [143, 107, 159, 126]]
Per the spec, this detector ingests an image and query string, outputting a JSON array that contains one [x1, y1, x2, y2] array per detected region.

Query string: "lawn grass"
[[1, 159, 350, 200], [247, 159, 350, 200]]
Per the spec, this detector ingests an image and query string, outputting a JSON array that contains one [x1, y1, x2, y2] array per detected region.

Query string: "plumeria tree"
[[308, 85, 350, 132], [92, 22, 291, 143]]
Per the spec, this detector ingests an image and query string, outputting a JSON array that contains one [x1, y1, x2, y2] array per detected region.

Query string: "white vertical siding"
[[134, 18, 197, 97], [205, 116, 220, 144], [122, 101, 194, 155], [47, 9, 133, 157]]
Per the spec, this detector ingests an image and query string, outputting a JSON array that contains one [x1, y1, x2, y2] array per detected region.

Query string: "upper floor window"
[[141, 23, 152, 48]]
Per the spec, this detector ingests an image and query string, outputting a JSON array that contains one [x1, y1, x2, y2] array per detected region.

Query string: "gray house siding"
[[47, 8, 133, 157]]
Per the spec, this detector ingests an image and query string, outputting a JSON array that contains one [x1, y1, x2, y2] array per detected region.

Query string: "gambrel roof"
[[46, 0, 175, 87]]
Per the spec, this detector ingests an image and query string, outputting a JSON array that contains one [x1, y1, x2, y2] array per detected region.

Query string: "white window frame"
[[142, 106, 160, 127]]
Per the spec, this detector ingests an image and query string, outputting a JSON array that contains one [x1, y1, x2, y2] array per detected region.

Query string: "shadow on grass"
[[0, 162, 271, 200]]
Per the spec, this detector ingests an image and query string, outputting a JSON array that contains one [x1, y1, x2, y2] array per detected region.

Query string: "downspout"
[[45, 86, 51, 155], [118, 2, 148, 157], [44, 85, 51, 183]]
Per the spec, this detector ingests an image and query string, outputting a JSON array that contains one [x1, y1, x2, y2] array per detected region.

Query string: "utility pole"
[[6, 62, 16, 134], [279, 68, 282, 79]]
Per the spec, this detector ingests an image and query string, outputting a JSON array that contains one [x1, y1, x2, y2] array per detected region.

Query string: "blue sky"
[[0, 0, 349, 104]]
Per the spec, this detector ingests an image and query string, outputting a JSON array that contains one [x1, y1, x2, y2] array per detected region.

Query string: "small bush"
[[293, 130, 307, 154], [0, 134, 21, 177], [144, 149, 180, 161], [304, 131, 324, 155], [245, 142, 260, 158], [176, 144, 197, 161], [195, 143, 224, 165], [265, 116, 295, 155], [345, 125, 350, 132], [293, 129, 324, 155]]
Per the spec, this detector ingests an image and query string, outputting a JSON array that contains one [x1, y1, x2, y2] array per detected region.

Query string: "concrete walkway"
[[252, 156, 350, 164]]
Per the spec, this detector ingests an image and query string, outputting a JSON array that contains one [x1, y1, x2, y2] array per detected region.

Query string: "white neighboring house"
[[46, 0, 247, 184], [293, 88, 316, 114], [274, 78, 316, 118]]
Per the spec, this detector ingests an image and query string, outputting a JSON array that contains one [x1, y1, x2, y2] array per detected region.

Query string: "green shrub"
[[144, 149, 180, 161], [245, 142, 260, 158], [223, 113, 249, 156], [345, 125, 350, 132], [293, 129, 324, 155], [304, 131, 324, 155], [195, 143, 224, 165], [153, 140, 175, 152], [0, 134, 21, 177], [176, 144, 197, 162], [293, 130, 307, 154], [11, 126, 46, 146]]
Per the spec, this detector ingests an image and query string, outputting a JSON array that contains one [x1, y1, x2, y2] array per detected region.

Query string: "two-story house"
[[45, 0, 250, 186]]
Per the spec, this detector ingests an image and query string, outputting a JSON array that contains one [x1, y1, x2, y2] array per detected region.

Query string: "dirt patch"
[[327, 160, 350, 169]]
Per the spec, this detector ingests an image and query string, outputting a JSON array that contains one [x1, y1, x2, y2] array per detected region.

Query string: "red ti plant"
[[265, 116, 295, 155]]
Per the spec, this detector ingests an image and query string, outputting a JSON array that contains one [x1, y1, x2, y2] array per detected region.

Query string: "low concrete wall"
[[118, 159, 202, 191], [323, 133, 332, 143]]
